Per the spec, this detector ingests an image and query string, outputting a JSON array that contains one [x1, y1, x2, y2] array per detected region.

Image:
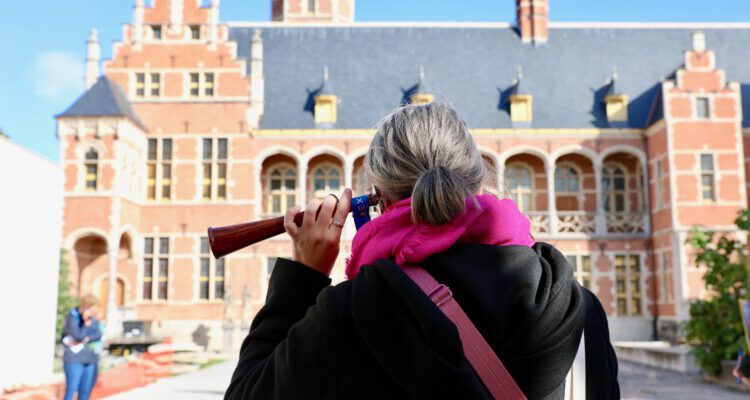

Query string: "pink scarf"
[[345, 194, 535, 279]]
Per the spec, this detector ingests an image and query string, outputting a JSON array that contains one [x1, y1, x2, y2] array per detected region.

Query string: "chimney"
[[85, 29, 101, 90], [133, 0, 144, 48], [516, 0, 548, 44], [248, 29, 265, 128], [208, 0, 220, 49]]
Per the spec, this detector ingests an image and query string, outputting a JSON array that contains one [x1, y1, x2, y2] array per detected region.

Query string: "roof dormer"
[[410, 66, 434, 105], [509, 67, 532, 126], [314, 66, 338, 127], [604, 68, 629, 126]]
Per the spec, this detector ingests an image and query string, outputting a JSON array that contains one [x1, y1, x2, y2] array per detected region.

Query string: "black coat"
[[225, 242, 619, 399]]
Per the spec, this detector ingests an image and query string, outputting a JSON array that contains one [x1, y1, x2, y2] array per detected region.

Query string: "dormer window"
[[509, 67, 532, 124], [509, 94, 533, 122], [190, 25, 201, 40], [605, 94, 629, 123], [604, 68, 628, 125], [307, 0, 316, 14], [151, 25, 162, 40], [314, 95, 337, 124], [410, 66, 433, 105]]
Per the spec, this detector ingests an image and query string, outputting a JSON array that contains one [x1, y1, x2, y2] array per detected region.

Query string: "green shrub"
[[685, 210, 750, 375], [56, 249, 77, 340]]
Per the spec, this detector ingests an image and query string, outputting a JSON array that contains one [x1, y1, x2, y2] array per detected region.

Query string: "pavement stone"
[[104, 358, 236, 400], [619, 360, 747, 400]]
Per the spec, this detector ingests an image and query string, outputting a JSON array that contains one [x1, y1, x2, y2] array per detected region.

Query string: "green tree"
[[685, 210, 750, 375], [56, 249, 77, 340]]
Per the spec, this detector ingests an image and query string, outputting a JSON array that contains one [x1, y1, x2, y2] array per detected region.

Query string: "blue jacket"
[[62, 308, 102, 364]]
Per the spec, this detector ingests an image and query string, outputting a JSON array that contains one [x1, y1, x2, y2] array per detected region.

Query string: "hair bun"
[[411, 166, 470, 225]]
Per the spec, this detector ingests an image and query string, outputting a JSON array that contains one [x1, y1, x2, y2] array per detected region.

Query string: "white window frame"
[[133, 72, 162, 98], [614, 254, 643, 317], [554, 162, 583, 210], [654, 160, 663, 210], [309, 162, 343, 202], [201, 137, 229, 201], [198, 237, 225, 301], [505, 162, 535, 212], [187, 72, 216, 98], [264, 163, 298, 215], [146, 138, 173, 201], [699, 153, 716, 202], [142, 236, 170, 302], [566, 254, 594, 291]]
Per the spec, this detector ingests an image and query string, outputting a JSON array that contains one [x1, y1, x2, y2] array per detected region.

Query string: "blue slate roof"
[[229, 25, 750, 129], [58, 77, 147, 131]]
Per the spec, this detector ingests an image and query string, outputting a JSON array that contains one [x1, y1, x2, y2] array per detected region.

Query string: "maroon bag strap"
[[401, 264, 527, 400]]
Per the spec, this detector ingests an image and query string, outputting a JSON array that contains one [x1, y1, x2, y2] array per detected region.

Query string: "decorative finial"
[[692, 31, 706, 52], [515, 66, 523, 83], [611, 66, 618, 81], [419, 65, 425, 81], [89, 28, 99, 42], [323, 65, 329, 81], [252, 28, 261, 42]]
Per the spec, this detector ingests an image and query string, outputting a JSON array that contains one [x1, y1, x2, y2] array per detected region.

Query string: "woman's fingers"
[[317, 195, 338, 229], [331, 188, 352, 231], [284, 205, 301, 236], [303, 199, 320, 229]]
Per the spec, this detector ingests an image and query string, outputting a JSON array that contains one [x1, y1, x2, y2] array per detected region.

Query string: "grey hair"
[[364, 102, 488, 225]]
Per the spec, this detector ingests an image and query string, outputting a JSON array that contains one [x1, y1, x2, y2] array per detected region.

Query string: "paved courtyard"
[[104, 357, 748, 399]]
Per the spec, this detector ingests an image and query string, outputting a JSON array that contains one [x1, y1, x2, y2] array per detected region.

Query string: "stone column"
[[105, 237, 119, 338], [546, 164, 557, 234], [343, 162, 354, 238], [594, 161, 606, 235], [298, 162, 307, 208]]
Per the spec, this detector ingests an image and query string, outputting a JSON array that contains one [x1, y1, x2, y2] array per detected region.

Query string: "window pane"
[[159, 238, 169, 254], [700, 155, 713, 171], [150, 73, 160, 96], [191, 25, 200, 40], [85, 149, 98, 160], [200, 237, 209, 254], [148, 139, 157, 160], [144, 258, 153, 277], [144, 238, 154, 254], [614, 176, 625, 191], [615, 194, 625, 211], [214, 282, 224, 300], [272, 195, 281, 213], [190, 73, 200, 96], [617, 299, 627, 315], [216, 258, 225, 276], [329, 179, 340, 190], [314, 178, 325, 191], [270, 178, 281, 190], [161, 139, 172, 160], [566, 255, 577, 269], [200, 282, 209, 299], [286, 195, 296, 209], [285, 177, 296, 190], [159, 259, 168, 277], [696, 98, 710, 118], [158, 282, 168, 300], [152, 25, 161, 40], [200, 258, 210, 277], [582, 256, 591, 273], [143, 282, 152, 300], [218, 139, 227, 160], [203, 139, 213, 160], [205, 73, 214, 97]]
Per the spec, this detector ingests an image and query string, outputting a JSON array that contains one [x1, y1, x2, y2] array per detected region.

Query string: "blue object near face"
[[351, 195, 371, 230]]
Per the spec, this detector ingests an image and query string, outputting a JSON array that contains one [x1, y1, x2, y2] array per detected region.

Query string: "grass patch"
[[199, 358, 228, 370]]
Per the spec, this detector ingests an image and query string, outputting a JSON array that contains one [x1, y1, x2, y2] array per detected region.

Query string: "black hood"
[[350, 242, 586, 399]]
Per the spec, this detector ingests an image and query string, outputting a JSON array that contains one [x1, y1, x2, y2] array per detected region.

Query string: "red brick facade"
[[57, 1, 747, 348]]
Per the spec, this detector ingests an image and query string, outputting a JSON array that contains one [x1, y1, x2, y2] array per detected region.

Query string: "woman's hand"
[[284, 188, 352, 276]]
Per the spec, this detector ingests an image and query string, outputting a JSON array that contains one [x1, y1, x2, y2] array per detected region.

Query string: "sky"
[[1, 0, 749, 162]]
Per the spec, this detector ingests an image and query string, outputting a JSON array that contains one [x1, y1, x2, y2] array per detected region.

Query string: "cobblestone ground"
[[620, 360, 748, 400]]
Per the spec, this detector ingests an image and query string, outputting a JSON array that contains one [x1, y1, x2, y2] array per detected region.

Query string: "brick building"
[[57, 0, 750, 350]]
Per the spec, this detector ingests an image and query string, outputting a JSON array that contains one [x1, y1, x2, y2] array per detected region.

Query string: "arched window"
[[554, 164, 580, 210], [602, 164, 627, 212], [266, 164, 297, 214], [504, 164, 533, 212], [84, 148, 98, 191], [356, 166, 369, 195], [310, 164, 341, 201]]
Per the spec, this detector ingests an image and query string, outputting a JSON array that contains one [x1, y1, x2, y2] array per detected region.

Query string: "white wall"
[[0, 138, 62, 388]]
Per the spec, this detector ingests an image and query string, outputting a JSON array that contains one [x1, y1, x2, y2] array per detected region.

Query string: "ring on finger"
[[327, 193, 340, 203], [330, 218, 345, 228]]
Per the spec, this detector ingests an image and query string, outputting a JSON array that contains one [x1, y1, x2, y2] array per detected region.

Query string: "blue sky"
[[1, 0, 748, 162]]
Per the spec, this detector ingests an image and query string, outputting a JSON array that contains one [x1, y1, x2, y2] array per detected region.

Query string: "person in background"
[[62, 295, 102, 400], [733, 354, 750, 385]]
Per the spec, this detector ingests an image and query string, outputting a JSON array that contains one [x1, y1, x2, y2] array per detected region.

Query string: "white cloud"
[[30, 51, 84, 102]]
